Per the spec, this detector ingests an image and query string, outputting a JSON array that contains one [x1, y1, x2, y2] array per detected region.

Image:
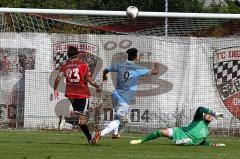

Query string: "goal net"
[[0, 10, 240, 136]]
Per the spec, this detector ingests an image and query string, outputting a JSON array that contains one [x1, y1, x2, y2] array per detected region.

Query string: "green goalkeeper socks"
[[141, 130, 161, 143]]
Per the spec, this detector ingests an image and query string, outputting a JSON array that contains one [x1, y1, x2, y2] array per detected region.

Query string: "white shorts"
[[167, 128, 173, 138], [113, 102, 130, 119]]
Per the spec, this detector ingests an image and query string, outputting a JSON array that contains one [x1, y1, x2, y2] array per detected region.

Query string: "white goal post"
[[1, 7, 240, 19]]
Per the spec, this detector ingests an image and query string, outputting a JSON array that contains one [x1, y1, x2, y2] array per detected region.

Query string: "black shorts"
[[69, 98, 89, 113]]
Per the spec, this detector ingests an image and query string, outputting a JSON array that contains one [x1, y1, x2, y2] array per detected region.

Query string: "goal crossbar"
[[1, 7, 240, 19]]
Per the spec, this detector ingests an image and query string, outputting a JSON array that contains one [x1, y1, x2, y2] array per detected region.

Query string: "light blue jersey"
[[106, 61, 150, 105]]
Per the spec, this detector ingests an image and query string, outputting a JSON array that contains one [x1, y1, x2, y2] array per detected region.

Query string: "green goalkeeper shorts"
[[170, 127, 192, 145]]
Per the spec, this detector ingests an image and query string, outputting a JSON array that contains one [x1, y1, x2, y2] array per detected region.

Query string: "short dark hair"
[[126, 48, 138, 61], [67, 46, 78, 58]]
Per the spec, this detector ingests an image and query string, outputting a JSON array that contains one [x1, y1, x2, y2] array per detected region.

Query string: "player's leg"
[[91, 98, 119, 144], [101, 103, 129, 136], [79, 113, 92, 143], [57, 101, 78, 130], [130, 128, 173, 144], [111, 98, 122, 139], [72, 98, 92, 143], [110, 97, 121, 138], [171, 128, 192, 145], [112, 130, 121, 139], [64, 111, 79, 125], [58, 99, 80, 128], [91, 112, 120, 144], [91, 103, 129, 144], [58, 114, 66, 130], [112, 117, 128, 139]]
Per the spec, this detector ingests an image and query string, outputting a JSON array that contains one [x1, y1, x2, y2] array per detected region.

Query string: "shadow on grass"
[[0, 140, 111, 146], [41, 142, 111, 147]]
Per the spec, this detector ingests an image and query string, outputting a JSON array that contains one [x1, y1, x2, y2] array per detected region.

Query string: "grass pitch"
[[0, 130, 239, 159]]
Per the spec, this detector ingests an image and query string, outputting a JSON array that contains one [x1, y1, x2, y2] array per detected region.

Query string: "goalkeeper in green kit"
[[130, 107, 225, 147]]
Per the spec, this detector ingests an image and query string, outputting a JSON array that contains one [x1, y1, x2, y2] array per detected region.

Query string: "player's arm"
[[102, 63, 119, 81], [54, 76, 62, 90], [53, 75, 63, 100], [84, 65, 102, 92], [54, 70, 65, 91], [102, 68, 110, 81], [150, 62, 160, 75], [200, 140, 226, 147], [193, 107, 224, 121], [193, 107, 214, 120], [86, 75, 102, 92], [199, 139, 211, 146]]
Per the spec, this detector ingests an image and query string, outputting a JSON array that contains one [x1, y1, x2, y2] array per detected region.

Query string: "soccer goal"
[[0, 7, 240, 136]]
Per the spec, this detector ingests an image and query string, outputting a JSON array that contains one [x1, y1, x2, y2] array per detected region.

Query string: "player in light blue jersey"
[[91, 48, 160, 144]]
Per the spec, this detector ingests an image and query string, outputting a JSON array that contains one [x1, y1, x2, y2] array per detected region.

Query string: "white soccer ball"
[[126, 6, 139, 19]]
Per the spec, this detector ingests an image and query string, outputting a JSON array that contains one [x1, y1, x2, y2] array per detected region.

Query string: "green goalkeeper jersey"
[[172, 107, 213, 145]]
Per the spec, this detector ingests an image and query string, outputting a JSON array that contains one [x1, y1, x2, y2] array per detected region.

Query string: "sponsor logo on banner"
[[213, 46, 240, 118], [53, 41, 99, 71]]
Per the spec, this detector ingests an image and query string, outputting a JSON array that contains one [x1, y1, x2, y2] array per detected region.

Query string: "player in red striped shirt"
[[54, 46, 101, 143]]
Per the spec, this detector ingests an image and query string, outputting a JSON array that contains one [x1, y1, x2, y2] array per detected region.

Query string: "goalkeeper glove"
[[214, 112, 224, 119], [212, 143, 226, 147]]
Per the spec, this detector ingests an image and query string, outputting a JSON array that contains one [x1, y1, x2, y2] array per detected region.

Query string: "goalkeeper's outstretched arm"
[[200, 140, 226, 147], [193, 107, 214, 120], [193, 107, 224, 121]]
